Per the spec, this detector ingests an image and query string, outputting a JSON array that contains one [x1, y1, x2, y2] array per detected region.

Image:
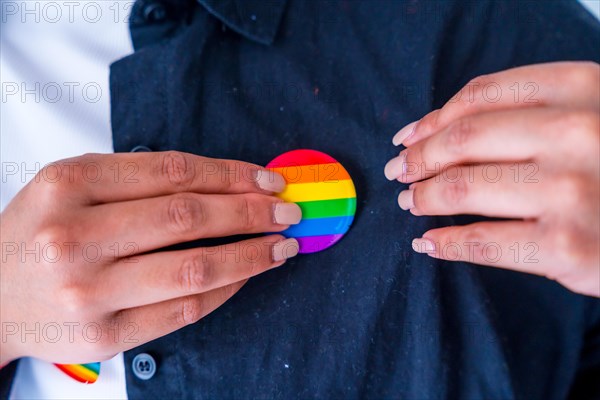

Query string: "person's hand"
[[0, 151, 301, 365], [384, 61, 600, 297]]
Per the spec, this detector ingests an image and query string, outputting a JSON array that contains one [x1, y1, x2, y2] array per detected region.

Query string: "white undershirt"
[[1, 1, 133, 398]]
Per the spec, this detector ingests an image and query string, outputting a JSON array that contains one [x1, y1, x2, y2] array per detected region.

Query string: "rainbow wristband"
[[55, 362, 100, 384]]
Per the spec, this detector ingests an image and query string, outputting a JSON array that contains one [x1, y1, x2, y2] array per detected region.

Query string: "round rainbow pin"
[[266, 149, 356, 253]]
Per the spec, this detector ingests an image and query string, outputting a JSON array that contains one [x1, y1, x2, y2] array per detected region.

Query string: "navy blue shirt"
[[2, 0, 600, 398]]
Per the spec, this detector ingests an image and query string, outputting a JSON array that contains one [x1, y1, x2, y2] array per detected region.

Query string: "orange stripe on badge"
[[55, 363, 99, 383], [268, 162, 350, 184]]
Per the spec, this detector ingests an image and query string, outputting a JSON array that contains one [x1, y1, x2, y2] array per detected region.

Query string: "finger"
[[412, 221, 600, 297], [393, 61, 600, 146], [82, 193, 302, 254], [385, 107, 598, 183], [113, 279, 247, 350], [101, 235, 298, 310], [398, 164, 544, 218], [56, 151, 286, 203], [411, 221, 548, 276]]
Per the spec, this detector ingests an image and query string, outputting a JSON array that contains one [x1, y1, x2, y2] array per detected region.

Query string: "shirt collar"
[[198, 0, 288, 45]]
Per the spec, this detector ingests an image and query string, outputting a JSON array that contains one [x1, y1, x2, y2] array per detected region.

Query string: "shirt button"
[[132, 353, 157, 380], [130, 145, 152, 152], [143, 2, 167, 23]]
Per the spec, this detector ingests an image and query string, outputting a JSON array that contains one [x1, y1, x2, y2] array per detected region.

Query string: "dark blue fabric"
[[2, 0, 599, 398]]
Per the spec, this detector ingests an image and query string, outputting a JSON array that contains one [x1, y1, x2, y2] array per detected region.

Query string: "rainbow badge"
[[54, 362, 100, 384], [266, 149, 356, 253]]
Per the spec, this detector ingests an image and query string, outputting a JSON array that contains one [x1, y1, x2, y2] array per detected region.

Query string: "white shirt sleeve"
[[1, 2, 133, 398]]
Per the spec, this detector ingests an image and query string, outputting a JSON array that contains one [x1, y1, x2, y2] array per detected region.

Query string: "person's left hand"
[[384, 61, 600, 297]]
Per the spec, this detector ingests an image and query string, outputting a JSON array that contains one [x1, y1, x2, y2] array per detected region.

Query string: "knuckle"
[[468, 74, 492, 93], [34, 225, 73, 251], [570, 110, 600, 148], [176, 296, 203, 326], [442, 179, 469, 209], [445, 117, 474, 155], [454, 227, 489, 263], [177, 255, 212, 293], [58, 284, 90, 314], [237, 195, 259, 230], [550, 227, 582, 267], [458, 74, 492, 107], [417, 109, 442, 134], [242, 242, 262, 275], [161, 151, 195, 189], [460, 226, 487, 250], [438, 234, 462, 260], [553, 173, 588, 208], [548, 110, 598, 143], [450, 89, 474, 112], [217, 160, 236, 191], [565, 61, 600, 92], [34, 163, 80, 201], [451, 90, 473, 113], [166, 195, 205, 236]]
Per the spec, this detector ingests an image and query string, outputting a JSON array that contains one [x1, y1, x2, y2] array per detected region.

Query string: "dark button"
[[130, 145, 152, 152], [143, 2, 167, 23], [132, 353, 156, 380]]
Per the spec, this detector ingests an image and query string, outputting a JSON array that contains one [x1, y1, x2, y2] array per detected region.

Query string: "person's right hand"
[[0, 151, 301, 365]]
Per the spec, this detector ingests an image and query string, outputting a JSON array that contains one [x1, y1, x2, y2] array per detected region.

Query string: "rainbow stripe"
[[54, 362, 100, 384], [267, 149, 356, 253]]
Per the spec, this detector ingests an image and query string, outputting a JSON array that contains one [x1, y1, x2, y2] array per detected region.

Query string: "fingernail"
[[392, 121, 418, 146], [254, 169, 286, 192], [397, 189, 414, 210], [384, 151, 406, 181], [273, 203, 302, 225], [412, 238, 435, 253], [272, 238, 300, 262]]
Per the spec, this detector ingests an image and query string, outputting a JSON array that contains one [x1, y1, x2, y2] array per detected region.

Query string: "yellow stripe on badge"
[[277, 179, 356, 203]]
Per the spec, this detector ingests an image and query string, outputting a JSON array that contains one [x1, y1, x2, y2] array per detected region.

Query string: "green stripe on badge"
[[296, 197, 357, 219]]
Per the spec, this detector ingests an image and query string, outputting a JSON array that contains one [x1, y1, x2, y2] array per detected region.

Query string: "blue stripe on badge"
[[281, 215, 354, 238]]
